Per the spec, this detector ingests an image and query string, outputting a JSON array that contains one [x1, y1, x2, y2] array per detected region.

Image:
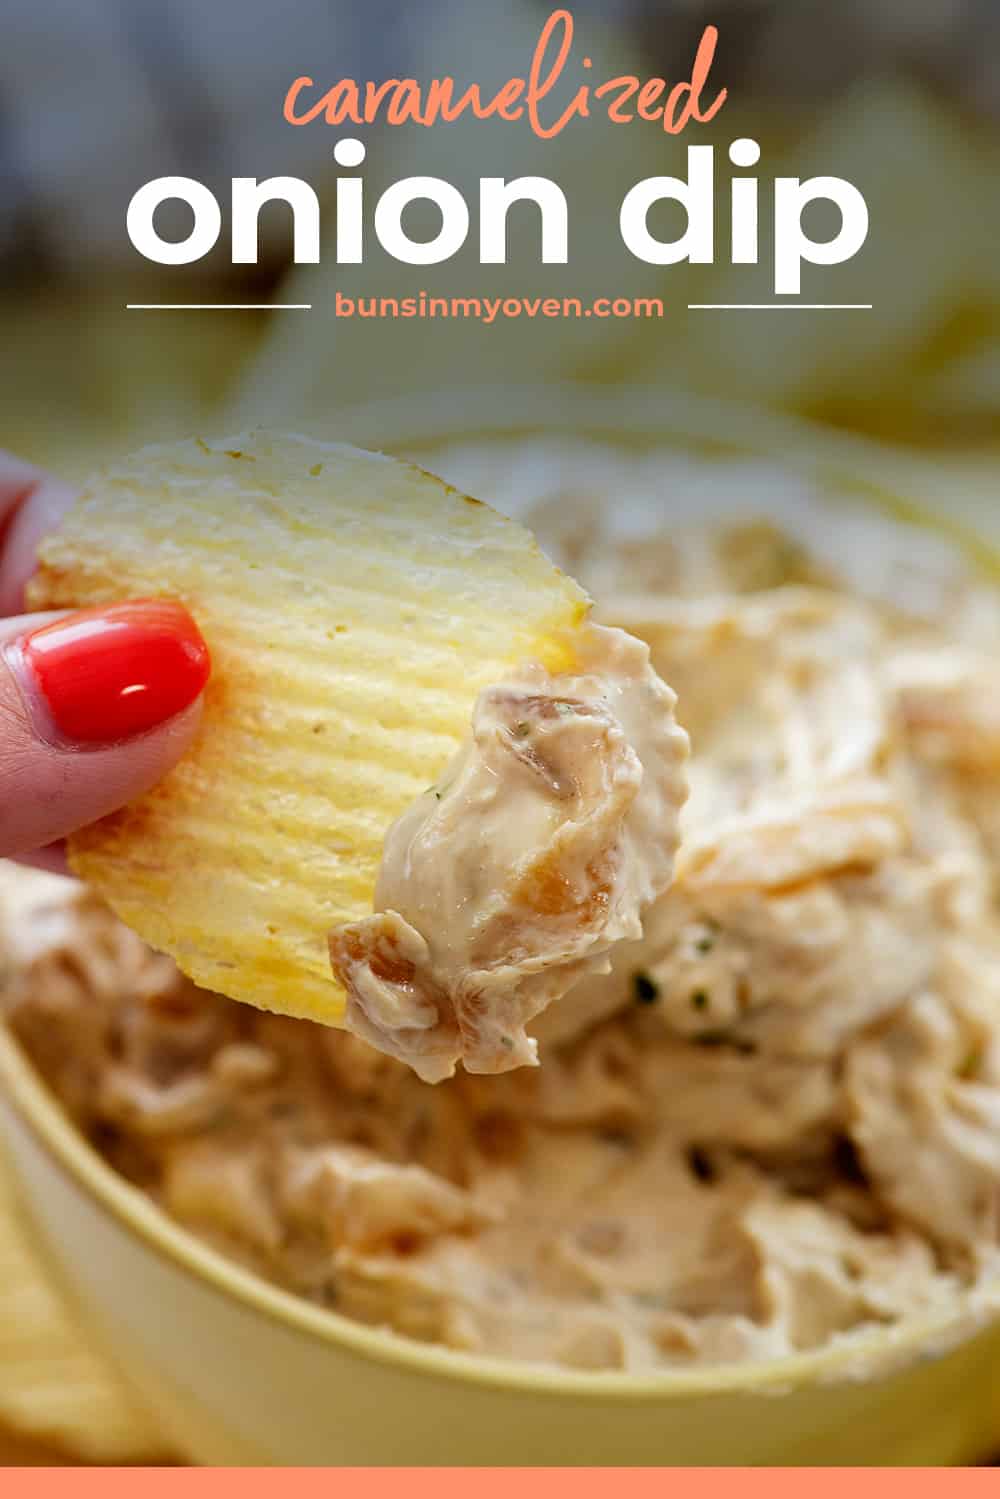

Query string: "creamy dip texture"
[[3, 441, 1000, 1371], [331, 623, 689, 1082]]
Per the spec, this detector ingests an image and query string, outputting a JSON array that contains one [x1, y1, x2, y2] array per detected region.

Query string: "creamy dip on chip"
[[331, 623, 688, 1081]]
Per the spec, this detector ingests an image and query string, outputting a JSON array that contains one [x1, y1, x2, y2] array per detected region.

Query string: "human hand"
[[0, 452, 210, 867]]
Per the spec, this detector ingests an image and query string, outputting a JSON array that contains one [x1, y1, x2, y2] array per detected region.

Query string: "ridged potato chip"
[[28, 431, 590, 1024]]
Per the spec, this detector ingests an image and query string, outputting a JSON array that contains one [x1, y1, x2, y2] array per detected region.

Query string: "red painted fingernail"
[[9, 600, 211, 746]]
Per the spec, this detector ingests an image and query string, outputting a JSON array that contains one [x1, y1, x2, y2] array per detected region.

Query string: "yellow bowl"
[[2, 387, 999, 1465]]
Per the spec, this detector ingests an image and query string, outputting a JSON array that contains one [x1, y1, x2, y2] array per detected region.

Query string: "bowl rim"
[[3, 385, 999, 1403]]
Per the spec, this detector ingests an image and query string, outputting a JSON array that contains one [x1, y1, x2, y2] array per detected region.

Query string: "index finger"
[[0, 452, 75, 616]]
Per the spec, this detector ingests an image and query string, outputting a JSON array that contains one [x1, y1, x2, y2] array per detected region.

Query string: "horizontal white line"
[[125, 303, 312, 310], [688, 303, 873, 310]]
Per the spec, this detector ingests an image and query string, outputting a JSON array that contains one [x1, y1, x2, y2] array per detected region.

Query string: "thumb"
[[0, 600, 210, 858]]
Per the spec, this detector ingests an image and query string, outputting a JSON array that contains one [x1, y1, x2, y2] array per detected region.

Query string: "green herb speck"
[[686, 1146, 716, 1184], [958, 1045, 984, 1080], [633, 972, 660, 1005]]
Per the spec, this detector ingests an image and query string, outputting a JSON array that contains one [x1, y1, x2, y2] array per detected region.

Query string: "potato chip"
[[28, 431, 590, 1024]]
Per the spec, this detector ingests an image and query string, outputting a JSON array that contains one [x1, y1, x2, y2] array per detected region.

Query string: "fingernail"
[[7, 600, 211, 746]]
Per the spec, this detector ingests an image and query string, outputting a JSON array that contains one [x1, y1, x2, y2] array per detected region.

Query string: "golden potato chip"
[[28, 431, 590, 1024]]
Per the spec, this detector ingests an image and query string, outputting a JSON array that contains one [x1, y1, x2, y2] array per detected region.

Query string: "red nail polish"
[[13, 600, 211, 746]]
